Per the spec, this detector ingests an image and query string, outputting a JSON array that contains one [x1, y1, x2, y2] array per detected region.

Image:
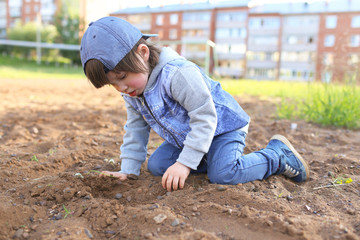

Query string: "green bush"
[[7, 22, 58, 58]]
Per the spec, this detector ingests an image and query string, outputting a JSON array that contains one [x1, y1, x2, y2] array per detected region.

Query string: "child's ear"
[[137, 44, 150, 62]]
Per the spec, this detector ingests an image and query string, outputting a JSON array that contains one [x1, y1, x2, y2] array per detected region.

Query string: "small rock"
[[286, 195, 294, 201], [171, 218, 180, 227], [148, 204, 159, 210], [144, 233, 153, 239], [216, 186, 226, 191], [115, 193, 123, 199], [104, 230, 116, 236], [13, 229, 24, 239], [157, 195, 163, 200], [32, 127, 39, 134], [126, 196, 132, 202], [153, 214, 167, 224], [54, 214, 62, 220]]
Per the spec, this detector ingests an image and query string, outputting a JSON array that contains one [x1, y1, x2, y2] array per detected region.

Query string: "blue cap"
[[80, 16, 157, 74]]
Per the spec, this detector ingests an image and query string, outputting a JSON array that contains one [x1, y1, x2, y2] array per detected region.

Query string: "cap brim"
[[142, 34, 158, 39]]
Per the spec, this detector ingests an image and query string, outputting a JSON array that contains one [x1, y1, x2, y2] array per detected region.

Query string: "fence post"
[[36, 13, 42, 64]]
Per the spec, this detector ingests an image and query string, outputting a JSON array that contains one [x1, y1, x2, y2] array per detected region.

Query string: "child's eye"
[[119, 73, 127, 80]]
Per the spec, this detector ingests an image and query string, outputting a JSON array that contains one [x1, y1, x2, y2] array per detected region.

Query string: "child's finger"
[[172, 176, 179, 191], [162, 172, 168, 189], [166, 175, 174, 192], [179, 177, 185, 189]]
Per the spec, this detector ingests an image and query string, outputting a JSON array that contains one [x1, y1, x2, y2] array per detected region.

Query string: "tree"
[[54, 0, 84, 64]]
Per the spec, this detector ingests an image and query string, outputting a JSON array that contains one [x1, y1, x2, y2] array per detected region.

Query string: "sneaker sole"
[[270, 134, 310, 181]]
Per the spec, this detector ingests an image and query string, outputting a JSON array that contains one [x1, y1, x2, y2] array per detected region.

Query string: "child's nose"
[[112, 83, 127, 93]]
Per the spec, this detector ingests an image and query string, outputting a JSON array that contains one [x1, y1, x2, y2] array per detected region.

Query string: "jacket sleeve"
[[120, 99, 151, 175], [170, 65, 217, 170]]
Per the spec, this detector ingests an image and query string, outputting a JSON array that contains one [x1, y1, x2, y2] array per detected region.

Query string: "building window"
[[216, 28, 246, 39], [325, 15, 337, 29], [156, 15, 164, 26], [169, 29, 177, 39], [249, 36, 278, 45], [25, 6, 31, 14], [351, 15, 360, 28], [287, 35, 298, 45], [170, 14, 178, 25], [349, 34, 360, 47], [249, 18, 280, 29], [230, 44, 246, 54], [324, 35, 335, 47]]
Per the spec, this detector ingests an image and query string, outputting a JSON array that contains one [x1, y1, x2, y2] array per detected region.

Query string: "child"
[[80, 16, 309, 192]]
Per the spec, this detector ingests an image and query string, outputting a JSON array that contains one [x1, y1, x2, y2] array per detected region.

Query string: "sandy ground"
[[0, 77, 360, 240]]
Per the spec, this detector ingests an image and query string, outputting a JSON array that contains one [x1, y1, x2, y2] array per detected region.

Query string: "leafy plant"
[[63, 204, 72, 219], [31, 155, 39, 162]]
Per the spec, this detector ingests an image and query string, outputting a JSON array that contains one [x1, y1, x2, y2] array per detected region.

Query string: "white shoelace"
[[283, 164, 299, 178]]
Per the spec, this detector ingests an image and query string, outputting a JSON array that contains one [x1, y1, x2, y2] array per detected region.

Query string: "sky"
[[119, 0, 325, 8]]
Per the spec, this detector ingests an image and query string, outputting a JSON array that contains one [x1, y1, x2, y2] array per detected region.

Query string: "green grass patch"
[[220, 79, 360, 129], [0, 54, 84, 80]]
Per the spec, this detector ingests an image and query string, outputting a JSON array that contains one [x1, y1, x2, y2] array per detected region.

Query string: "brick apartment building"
[[111, 0, 360, 82]]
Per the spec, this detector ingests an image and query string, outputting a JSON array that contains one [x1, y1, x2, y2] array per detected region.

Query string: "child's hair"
[[85, 38, 161, 88]]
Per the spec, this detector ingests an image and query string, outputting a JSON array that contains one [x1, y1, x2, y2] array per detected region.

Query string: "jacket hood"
[[145, 47, 184, 92]]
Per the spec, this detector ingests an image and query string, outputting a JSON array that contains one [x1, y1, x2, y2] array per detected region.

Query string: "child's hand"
[[162, 162, 191, 192], [100, 171, 128, 181]]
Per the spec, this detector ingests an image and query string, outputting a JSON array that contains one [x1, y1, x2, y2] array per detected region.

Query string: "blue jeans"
[[147, 129, 280, 184]]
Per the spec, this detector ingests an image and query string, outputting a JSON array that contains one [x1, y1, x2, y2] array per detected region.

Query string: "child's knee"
[[207, 168, 234, 184], [147, 159, 163, 176]]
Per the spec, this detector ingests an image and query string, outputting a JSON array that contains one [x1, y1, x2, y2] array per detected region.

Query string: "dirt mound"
[[0, 78, 359, 240]]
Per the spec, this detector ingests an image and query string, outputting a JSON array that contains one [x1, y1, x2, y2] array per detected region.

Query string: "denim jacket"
[[119, 48, 250, 175]]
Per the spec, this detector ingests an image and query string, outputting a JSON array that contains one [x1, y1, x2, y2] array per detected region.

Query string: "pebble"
[[148, 204, 159, 210], [144, 233, 153, 239], [13, 229, 24, 239], [153, 214, 167, 224], [171, 218, 180, 227], [287, 195, 294, 201], [126, 196, 132, 202], [115, 193, 123, 199], [216, 186, 226, 191], [54, 214, 62, 220]]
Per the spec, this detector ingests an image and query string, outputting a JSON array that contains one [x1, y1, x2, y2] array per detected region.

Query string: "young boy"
[[80, 16, 309, 192]]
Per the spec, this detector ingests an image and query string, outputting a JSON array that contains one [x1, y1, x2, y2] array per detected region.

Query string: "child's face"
[[106, 44, 150, 97], [106, 71, 149, 97]]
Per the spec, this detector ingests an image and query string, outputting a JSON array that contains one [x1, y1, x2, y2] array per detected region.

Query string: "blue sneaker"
[[266, 135, 309, 182]]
